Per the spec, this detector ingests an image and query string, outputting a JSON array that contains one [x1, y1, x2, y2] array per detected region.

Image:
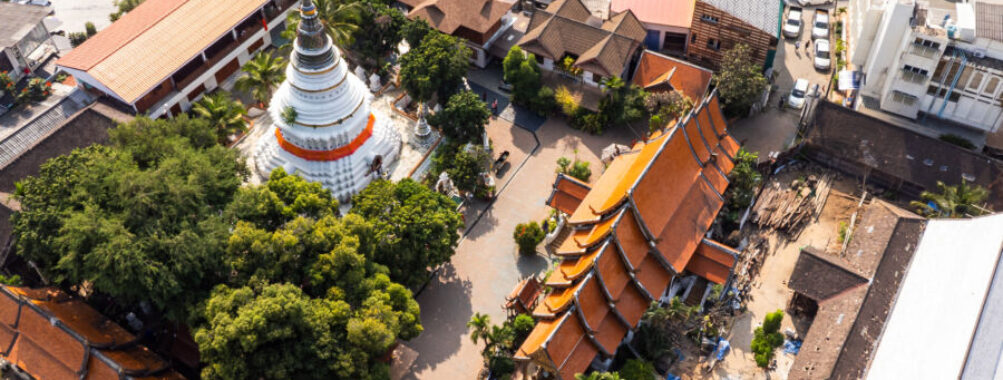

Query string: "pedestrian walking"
[[492, 99, 499, 116], [805, 39, 811, 51]]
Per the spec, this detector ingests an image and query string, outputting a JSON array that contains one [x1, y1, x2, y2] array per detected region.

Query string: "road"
[[50, 0, 116, 34]]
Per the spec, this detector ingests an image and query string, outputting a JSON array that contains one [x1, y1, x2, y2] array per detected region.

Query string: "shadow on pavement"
[[404, 264, 474, 377]]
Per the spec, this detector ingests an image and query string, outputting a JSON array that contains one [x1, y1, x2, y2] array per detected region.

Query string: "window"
[[700, 14, 719, 24], [913, 38, 941, 50], [967, 71, 984, 91], [901, 65, 929, 84], [891, 91, 917, 105], [912, 38, 941, 58], [984, 77, 1000, 96], [707, 38, 720, 51], [949, 91, 961, 102], [958, 66, 974, 88], [691, 33, 698, 43]]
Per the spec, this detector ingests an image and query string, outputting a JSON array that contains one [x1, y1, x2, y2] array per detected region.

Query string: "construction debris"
[[751, 171, 833, 237]]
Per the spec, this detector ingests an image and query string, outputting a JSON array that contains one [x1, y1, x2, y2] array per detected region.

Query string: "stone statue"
[[369, 73, 381, 93]]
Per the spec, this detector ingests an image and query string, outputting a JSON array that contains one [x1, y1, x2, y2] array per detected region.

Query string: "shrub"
[[557, 156, 591, 182], [619, 359, 655, 380], [555, 85, 579, 116], [488, 355, 515, 378], [15, 78, 52, 104], [939, 134, 976, 150], [0, 274, 22, 286], [837, 221, 849, 243], [529, 86, 556, 115], [513, 221, 545, 255], [281, 106, 297, 125], [510, 314, 535, 347], [751, 309, 784, 368], [68, 32, 88, 47], [0, 71, 13, 93], [85, 22, 98, 36]]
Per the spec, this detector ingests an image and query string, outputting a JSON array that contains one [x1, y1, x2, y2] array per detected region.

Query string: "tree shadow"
[[401, 263, 474, 377], [516, 251, 550, 279]]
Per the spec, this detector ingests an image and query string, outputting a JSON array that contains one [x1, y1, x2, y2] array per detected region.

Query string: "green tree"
[[714, 43, 767, 117], [192, 92, 248, 144], [281, 0, 364, 48], [644, 90, 693, 132], [429, 89, 490, 143], [84, 22, 97, 37], [351, 179, 463, 288], [751, 309, 785, 368], [910, 180, 990, 218], [12, 117, 247, 321], [513, 221, 545, 255], [447, 146, 491, 193], [503, 47, 543, 107], [401, 17, 432, 48], [509, 314, 535, 347], [399, 31, 471, 103], [351, 2, 406, 70], [619, 359, 656, 380], [725, 148, 762, 210], [599, 76, 646, 128], [110, 0, 145, 21], [235, 51, 286, 107], [467, 312, 492, 351]]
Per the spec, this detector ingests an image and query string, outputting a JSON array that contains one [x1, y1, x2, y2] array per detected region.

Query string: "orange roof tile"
[[56, 0, 268, 104], [517, 92, 740, 379], [0, 286, 185, 380], [685, 239, 738, 284], [632, 50, 712, 101], [548, 174, 593, 214]]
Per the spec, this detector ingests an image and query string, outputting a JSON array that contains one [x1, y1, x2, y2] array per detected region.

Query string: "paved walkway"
[[395, 117, 636, 379]]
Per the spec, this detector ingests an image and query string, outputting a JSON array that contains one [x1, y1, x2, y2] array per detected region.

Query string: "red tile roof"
[[547, 174, 592, 215], [632, 50, 713, 102], [610, 0, 695, 28], [516, 90, 740, 378], [0, 286, 185, 380], [56, 0, 269, 104]]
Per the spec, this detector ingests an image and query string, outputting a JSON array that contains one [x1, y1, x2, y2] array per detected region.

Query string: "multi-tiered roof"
[[255, 0, 400, 201], [518, 91, 740, 379]]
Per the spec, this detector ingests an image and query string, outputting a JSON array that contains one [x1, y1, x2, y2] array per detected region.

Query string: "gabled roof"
[[610, 0, 695, 29], [632, 50, 713, 101], [547, 174, 592, 215], [0, 2, 52, 50], [407, 0, 514, 36], [807, 101, 1003, 210], [701, 0, 781, 37], [55, 0, 268, 104], [519, 91, 740, 379], [518, 0, 645, 77], [0, 285, 185, 380]]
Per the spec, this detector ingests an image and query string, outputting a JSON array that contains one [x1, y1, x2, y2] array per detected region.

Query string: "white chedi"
[[254, 0, 401, 202]]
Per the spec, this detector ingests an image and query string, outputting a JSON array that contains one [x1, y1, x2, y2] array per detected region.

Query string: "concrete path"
[[395, 118, 636, 379]]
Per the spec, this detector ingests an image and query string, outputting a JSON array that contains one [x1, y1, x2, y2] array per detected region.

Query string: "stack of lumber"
[[751, 174, 832, 236]]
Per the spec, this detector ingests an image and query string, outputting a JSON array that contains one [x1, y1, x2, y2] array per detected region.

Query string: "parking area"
[[774, 3, 836, 110]]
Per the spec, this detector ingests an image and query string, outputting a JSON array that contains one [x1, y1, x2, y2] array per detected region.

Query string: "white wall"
[[860, 1, 914, 98]]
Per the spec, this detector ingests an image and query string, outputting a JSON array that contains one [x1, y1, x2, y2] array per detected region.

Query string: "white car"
[[812, 10, 829, 40], [788, 79, 810, 109], [814, 39, 831, 71], [783, 7, 803, 39], [15, 0, 51, 5]]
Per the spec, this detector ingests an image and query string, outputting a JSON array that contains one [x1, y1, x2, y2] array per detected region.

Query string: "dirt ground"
[[676, 169, 862, 380]]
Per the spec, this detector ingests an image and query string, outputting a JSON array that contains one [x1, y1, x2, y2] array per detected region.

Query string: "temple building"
[[254, 0, 401, 201], [521, 90, 740, 379]]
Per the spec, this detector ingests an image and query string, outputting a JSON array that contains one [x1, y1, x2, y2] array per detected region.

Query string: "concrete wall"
[[860, 1, 913, 98]]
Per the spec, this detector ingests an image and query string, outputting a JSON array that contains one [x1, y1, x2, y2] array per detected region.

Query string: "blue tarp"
[[666, 374, 682, 380], [784, 339, 803, 355], [715, 339, 731, 361]]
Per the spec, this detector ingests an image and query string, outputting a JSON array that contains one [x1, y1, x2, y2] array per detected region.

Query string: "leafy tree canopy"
[[399, 31, 471, 103], [12, 116, 247, 320], [714, 43, 767, 117], [429, 89, 490, 143], [351, 2, 406, 70], [351, 179, 463, 288]]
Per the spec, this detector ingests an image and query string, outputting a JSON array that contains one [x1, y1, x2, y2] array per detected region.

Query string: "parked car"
[[814, 39, 831, 71], [15, 0, 51, 6], [788, 78, 810, 109], [812, 9, 830, 40], [498, 80, 513, 92], [783, 7, 803, 39]]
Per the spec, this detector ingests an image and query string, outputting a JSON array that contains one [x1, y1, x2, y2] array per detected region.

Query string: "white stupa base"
[[254, 113, 402, 203]]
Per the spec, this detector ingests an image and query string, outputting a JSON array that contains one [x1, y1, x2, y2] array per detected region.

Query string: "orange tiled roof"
[[632, 50, 713, 101], [547, 174, 592, 215], [56, 0, 268, 104], [0, 285, 185, 380], [516, 90, 740, 379]]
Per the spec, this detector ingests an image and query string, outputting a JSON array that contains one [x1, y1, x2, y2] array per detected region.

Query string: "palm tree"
[[315, 0, 363, 46], [192, 92, 248, 144], [235, 52, 286, 107], [467, 312, 491, 347], [485, 324, 514, 356], [910, 180, 990, 218]]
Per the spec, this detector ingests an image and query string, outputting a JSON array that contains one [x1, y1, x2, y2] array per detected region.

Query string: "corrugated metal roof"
[[0, 2, 52, 50]]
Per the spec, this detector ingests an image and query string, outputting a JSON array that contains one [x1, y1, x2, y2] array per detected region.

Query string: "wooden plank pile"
[[751, 173, 833, 236]]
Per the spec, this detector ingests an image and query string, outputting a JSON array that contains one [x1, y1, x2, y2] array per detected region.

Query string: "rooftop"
[[55, 0, 269, 104], [517, 91, 740, 379], [974, 1, 1003, 42], [787, 201, 926, 379], [807, 101, 1003, 210], [632, 49, 713, 101], [867, 213, 1003, 379], [610, 0, 695, 28], [701, 0, 781, 37], [519, 0, 647, 77], [405, 0, 514, 37], [0, 285, 186, 380], [0, 2, 52, 50]]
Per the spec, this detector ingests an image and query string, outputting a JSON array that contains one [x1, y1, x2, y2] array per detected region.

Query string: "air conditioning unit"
[[973, 49, 986, 58]]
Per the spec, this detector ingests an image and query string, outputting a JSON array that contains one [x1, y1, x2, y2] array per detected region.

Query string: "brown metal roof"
[[407, 0, 514, 36]]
